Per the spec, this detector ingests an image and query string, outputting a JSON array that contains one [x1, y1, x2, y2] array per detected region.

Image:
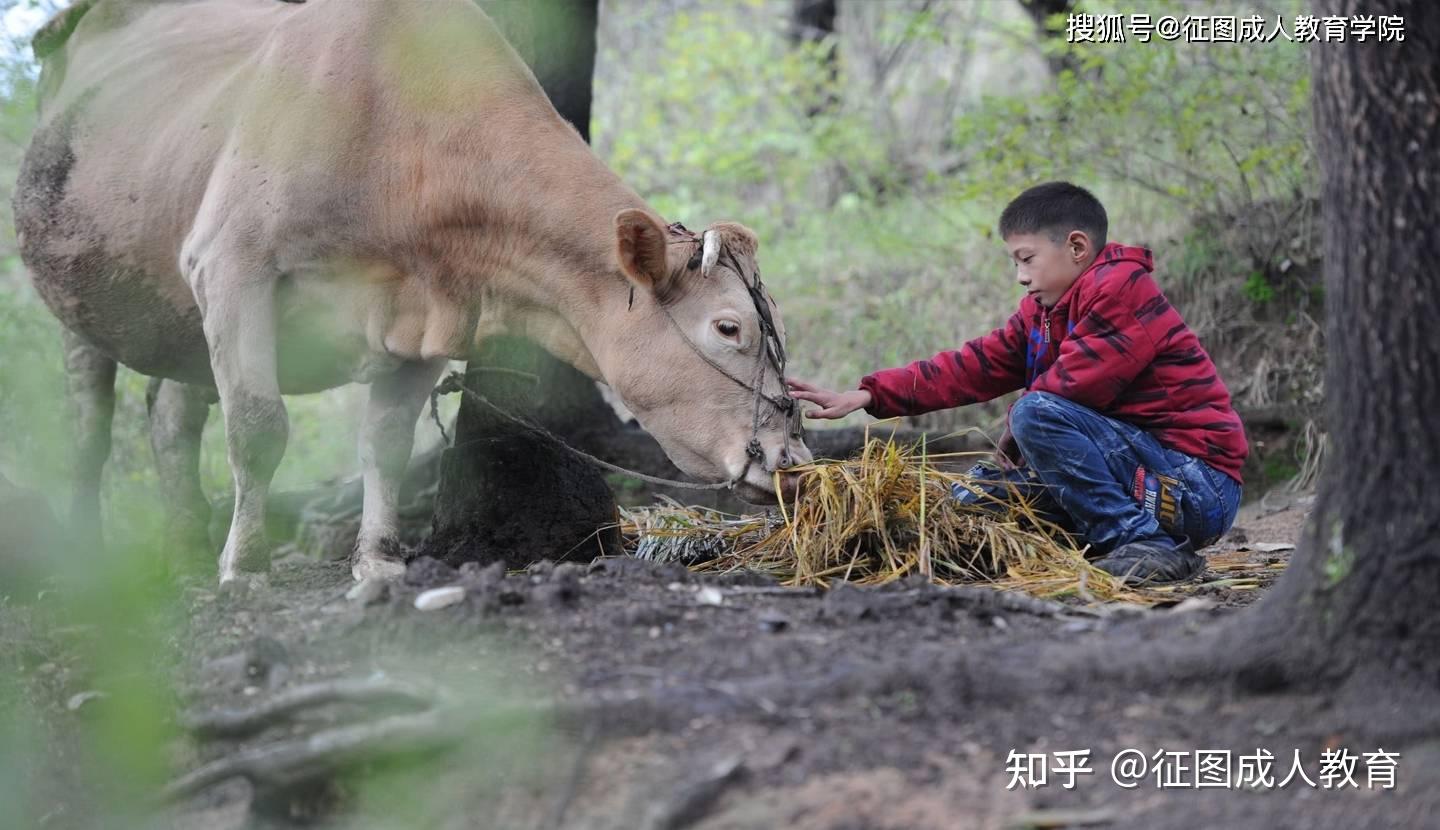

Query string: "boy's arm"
[[1028, 273, 1163, 408], [858, 310, 1028, 418]]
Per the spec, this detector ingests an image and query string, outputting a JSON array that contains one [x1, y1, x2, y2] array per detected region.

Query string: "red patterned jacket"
[[858, 244, 1247, 482]]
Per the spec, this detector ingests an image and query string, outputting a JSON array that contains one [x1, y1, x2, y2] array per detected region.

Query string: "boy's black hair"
[[998, 181, 1108, 248]]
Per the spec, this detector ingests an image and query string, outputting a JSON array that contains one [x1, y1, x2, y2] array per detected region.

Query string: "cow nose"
[[776, 444, 812, 470]]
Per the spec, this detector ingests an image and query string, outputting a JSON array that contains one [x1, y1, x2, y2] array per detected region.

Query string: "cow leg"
[[146, 377, 215, 559], [189, 251, 288, 584], [61, 327, 116, 552], [352, 357, 448, 581]]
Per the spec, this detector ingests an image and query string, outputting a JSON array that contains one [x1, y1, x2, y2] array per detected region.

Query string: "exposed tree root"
[[180, 677, 439, 739], [642, 756, 748, 830], [165, 677, 767, 805], [162, 710, 451, 803]]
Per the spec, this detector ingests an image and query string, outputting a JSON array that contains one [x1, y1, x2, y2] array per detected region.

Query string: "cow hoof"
[[217, 571, 270, 599], [352, 554, 405, 582]]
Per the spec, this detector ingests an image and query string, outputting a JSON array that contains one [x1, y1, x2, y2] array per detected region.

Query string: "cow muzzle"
[[733, 442, 812, 504]]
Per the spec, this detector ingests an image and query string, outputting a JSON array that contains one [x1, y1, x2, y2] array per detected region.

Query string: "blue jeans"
[[952, 392, 1242, 555]]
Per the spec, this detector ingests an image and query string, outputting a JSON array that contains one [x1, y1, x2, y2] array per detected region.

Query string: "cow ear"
[[614, 209, 670, 292]]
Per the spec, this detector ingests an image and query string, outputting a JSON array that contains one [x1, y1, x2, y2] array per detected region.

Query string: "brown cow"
[[15, 0, 811, 583]]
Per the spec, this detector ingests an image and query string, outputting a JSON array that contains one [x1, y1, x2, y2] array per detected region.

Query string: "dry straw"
[[620, 430, 1173, 605]]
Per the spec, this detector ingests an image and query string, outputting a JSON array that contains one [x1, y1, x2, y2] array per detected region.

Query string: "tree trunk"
[[789, 0, 837, 45], [426, 0, 622, 568], [1222, 0, 1439, 685], [425, 342, 622, 569], [1017, 0, 1078, 79], [788, 0, 838, 117]]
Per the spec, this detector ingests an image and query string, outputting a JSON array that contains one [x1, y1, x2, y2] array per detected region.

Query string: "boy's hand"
[[994, 428, 1025, 470], [786, 378, 872, 420]]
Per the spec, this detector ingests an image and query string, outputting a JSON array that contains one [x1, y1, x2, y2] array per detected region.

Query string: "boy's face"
[[1005, 230, 1096, 308]]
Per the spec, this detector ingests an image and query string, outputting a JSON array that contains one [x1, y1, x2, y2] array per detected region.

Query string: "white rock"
[[1253, 542, 1295, 553], [1169, 597, 1218, 614], [695, 586, 724, 606], [414, 586, 466, 611], [66, 690, 106, 712]]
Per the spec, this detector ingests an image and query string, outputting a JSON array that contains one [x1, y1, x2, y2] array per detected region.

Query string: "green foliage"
[[1260, 454, 1297, 484], [951, 0, 1314, 242], [0, 504, 186, 829], [598, 5, 883, 230], [605, 471, 647, 503], [1243, 270, 1275, 305], [0, 285, 64, 482]]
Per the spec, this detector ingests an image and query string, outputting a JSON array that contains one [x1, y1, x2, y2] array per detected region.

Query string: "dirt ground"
[[6, 485, 1437, 829]]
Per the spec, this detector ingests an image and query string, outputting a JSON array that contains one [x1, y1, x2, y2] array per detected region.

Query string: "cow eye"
[[714, 320, 741, 339]]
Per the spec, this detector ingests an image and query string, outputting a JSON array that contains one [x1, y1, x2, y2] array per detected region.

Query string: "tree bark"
[[1218, 0, 1439, 686]]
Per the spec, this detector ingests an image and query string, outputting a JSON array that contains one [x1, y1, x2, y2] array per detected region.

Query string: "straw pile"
[[619, 434, 1165, 604]]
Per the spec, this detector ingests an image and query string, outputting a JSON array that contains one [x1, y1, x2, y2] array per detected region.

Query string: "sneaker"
[[1093, 538, 1203, 585], [951, 463, 1074, 533]]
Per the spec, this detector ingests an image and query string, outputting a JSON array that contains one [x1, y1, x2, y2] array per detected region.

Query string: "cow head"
[[599, 208, 812, 503]]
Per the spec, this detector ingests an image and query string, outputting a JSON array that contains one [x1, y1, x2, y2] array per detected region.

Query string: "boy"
[[788, 182, 1245, 584]]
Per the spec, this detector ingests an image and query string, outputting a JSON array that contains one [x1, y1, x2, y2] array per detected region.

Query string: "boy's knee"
[[1010, 391, 1065, 441]]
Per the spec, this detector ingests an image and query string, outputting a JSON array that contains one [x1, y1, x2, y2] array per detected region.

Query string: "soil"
[[5, 485, 1437, 829]]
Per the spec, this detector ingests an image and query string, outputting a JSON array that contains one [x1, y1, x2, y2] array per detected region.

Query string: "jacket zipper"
[[1029, 309, 1053, 387]]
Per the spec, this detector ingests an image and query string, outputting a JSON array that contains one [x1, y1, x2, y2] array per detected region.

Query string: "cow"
[[14, 0, 812, 584]]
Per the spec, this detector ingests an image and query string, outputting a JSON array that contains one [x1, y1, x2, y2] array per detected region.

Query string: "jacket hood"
[[1046, 243, 1154, 312], [1097, 243, 1154, 271]]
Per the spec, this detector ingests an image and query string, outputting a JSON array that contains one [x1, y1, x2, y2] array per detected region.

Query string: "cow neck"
[[436, 127, 648, 377]]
